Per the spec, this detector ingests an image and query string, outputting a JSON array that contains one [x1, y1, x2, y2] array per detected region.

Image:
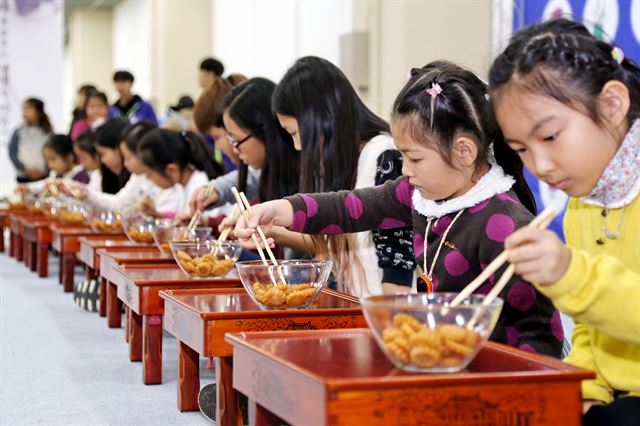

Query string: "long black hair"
[[392, 60, 536, 214], [43, 134, 75, 160], [24, 98, 52, 133], [224, 77, 299, 201], [489, 18, 640, 128], [94, 119, 130, 194], [137, 129, 224, 180], [272, 56, 389, 193], [121, 121, 156, 152]]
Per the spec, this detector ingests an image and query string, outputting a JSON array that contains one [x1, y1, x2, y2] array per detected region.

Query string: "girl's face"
[[143, 166, 175, 189], [210, 126, 240, 164], [495, 89, 620, 197], [95, 145, 123, 174], [277, 114, 301, 150], [43, 147, 72, 176], [85, 97, 109, 124], [392, 123, 478, 201], [74, 146, 100, 172], [119, 142, 144, 175], [223, 112, 265, 169], [23, 103, 38, 125]]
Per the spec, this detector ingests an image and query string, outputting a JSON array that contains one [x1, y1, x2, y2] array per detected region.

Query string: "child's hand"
[[175, 208, 192, 224], [505, 228, 572, 286], [66, 182, 87, 199], [138, 196, 159, 218], [15, 184, 29, 195], [582, 400, 605, 414], [189, 185, 220, 213], [234, 200, 294, 246]]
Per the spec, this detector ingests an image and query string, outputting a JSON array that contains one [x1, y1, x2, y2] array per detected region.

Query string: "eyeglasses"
[[226, 133, 252, 149]]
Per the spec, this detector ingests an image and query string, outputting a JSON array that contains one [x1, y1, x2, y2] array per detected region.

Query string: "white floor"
[[0, 249, 214, 426]]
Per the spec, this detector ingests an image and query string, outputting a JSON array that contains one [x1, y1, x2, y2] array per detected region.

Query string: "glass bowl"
[[55, 197, 88, 224], [121, 211, 155, 244], [361, 293, 503, 373], [90, 209, 123, 234], [170, 240, 242, 278], [24, 193, 41, 213], [152, 220, 189, 256], [235, 259, 333, 310], [36, 195, 56, 219]]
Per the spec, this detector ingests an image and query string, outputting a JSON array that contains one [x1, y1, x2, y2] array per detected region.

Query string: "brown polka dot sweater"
[[286, 176, 563, 357]]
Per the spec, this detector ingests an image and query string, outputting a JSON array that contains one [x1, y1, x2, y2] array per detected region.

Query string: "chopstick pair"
[[448, 207, 557, 329], [230, 187, 287, 285], [186, 180, 217, 234]]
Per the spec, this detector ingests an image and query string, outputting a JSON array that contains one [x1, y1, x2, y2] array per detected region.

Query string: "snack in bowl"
[[121, 211, 155, 244], [236, 260, 333, 310], [92, 218, 122, 233], [170, 240, 241, 279], [127, 226, 154, 243], [361, 293, 503, 373]]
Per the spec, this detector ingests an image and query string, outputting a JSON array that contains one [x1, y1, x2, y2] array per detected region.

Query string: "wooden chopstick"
[[229, 188, 269, 264], [218, 206, 239, 243], [449, 207, 557, 308]]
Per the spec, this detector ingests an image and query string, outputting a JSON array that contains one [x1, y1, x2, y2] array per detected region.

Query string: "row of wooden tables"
[[1, 206, 593, 426]]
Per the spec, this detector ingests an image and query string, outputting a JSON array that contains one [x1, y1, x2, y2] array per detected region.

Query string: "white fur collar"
[[412, 164, 515, 218]]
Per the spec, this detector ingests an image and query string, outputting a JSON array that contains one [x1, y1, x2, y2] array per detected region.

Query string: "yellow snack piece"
[[252, 282, 318, 308]]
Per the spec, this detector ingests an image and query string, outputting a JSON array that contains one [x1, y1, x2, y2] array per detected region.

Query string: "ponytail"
[[137, 129, 224, 180]]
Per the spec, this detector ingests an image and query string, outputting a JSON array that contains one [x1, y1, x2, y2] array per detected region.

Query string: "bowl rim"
[[169, 239, 239, 249], [236, 259, 334, 268], [361, 292, 504, 309]]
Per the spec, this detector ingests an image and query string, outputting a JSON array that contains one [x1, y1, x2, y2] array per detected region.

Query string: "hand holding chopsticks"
[[231, 187, 286, 285]]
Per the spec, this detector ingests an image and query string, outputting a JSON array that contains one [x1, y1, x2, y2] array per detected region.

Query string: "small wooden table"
[[51, 225, 123, 292], [0, 207, 20, 253], [160, 288, 366, 424], [227, 329, 594, 426], [21, 217, 56, 276], [9, 211, 42, 261], [114, 265, 243, 385], [77, 235, 131, 280], [98, 247, 175, 327]]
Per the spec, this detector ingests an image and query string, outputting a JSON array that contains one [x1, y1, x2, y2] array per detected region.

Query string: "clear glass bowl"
[[152, 219, 189, 256], [24, 193, 40, 213], [55, 197, 88, 224], [121, 211, 155, 244], [361, 293, 503, 373], [170, 240, 242, 279], [90, 209, 123, 234], [235, 260, 333, 310], [36, 196, 56, 219]]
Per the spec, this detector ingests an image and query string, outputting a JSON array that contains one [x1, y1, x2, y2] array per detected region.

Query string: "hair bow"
[[426, 82, 443, 99]]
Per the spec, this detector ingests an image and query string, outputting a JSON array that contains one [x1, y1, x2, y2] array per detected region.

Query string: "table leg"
[[216, 356, 242, 426], [62, 253, 75, 292], [16, 235, 24, 262], [22, 236, 29, 266], [106, 281, 122, 328], [9, 231, 15, 257], [125, 306, 130, 343], [143, 314, 163, 385], [252, 402, 283, 426], [37, 243, 49, 277], [58, 254, 63, 285], [0, 227, 5, 253], [99, 278, 107, 317], [85, 266, 97, 281], [28, 241, 37, 272], [178, 341, 199, 411], [129, 310, 142, 362]]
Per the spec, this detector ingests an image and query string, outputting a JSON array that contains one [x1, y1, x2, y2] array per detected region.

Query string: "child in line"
[[72, 122, 182, 215], [234, 61, 563, 357], [489, 19, 639, 425], [273, 56, 415, 296], [73, 130, 102, 191], [8, 98, 52, 183], [68, 84, 96, 134], [18, 134, 89, 194], [137, 128, 224, 215], [70, 90, 109, 142]]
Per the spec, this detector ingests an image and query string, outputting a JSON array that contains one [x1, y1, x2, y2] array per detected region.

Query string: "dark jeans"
[[583, 396, 640, 426]]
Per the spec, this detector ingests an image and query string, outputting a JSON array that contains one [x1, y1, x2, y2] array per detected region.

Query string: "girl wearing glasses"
[[190, 78, 300, 229]]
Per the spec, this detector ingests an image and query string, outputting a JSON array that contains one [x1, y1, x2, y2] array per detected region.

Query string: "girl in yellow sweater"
[[489, 19, 639, 426]]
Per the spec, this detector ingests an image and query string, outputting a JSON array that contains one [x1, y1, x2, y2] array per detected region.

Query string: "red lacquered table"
[[77, 235, 131, 281], [159, 288, 366, 424], [21, 217, 56, 276], [9, 210, 42, 261], [114, 264, 242, 385], [227, 329, 595, 426], [98, 247, 175, 327], [0, 207, 21, 253]]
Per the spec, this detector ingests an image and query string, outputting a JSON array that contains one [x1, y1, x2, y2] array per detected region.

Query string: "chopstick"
[[231, 187, 286, 285], [449, 206, 557, 308], [185, 181, 217, 235], [218, 206, 239, 243]]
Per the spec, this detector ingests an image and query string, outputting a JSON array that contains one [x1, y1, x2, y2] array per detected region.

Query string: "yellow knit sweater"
[[535, 194, 640, 402]]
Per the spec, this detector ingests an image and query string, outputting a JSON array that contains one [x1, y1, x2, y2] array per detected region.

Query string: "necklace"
[[597, 206, 626, 244], [418, 209, 465, 292]]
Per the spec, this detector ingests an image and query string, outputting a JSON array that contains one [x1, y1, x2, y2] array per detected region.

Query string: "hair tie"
[[425, 82, 443, 99], [611, 46, 624, 64]]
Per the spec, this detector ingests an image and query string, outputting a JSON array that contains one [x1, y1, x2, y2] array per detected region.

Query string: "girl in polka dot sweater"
[[234, 61, 562, 358]]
